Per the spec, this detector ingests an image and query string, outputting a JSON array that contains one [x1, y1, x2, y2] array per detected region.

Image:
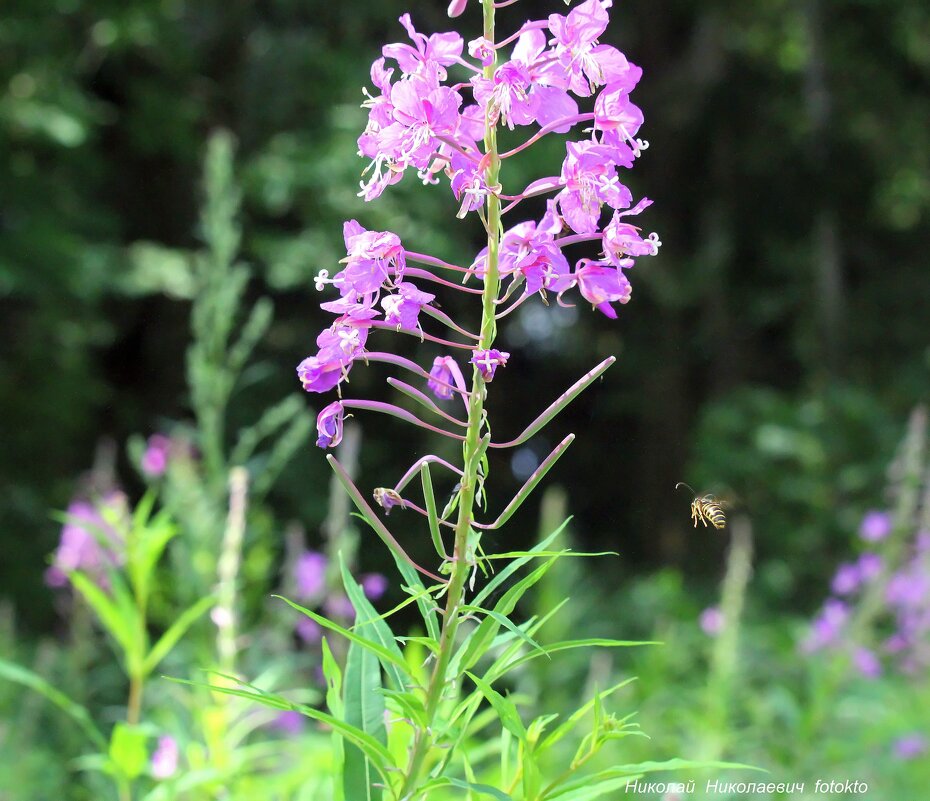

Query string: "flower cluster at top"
[[297, 0, 659, 450], [802, 509, 930, 678]]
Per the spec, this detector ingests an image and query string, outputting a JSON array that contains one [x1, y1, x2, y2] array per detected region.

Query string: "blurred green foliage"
[[1, 0, 928, 629], [1, 0, 929, 796]]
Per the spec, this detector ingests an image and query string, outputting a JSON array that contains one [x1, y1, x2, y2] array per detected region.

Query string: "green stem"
[[399, 2, 500, 796], [127, 673, 143, 726]]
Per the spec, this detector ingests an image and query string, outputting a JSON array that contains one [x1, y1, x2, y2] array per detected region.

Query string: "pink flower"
[[428, 355, 467, 400], [362, 573, 389, 600], [316, 401, 345, 449], [383, 14, 464, 79], [151, 736, 179, 780], [381, 282, 435, 330], [603, 207, 660, 266], [802, 598, 849, 652], [831, 562, 861, 595], [296, 617, 323, 644], [294, 551, 328, 599], [471, 349, 510, 382], [547, 0, 632, 97], [853, 647, 882, 679], [557, 141, 632, 234], [893, 733, 928, 760], [699, 606, 724, 636], [574, 259, 632, 318], [860, 510, 892, 542], [46, 494, 127, 589], [270, 710, 305, 736], [141, 434, 171, 477]]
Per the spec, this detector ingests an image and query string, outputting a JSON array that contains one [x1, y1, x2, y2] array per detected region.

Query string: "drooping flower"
[[603, 206, 661, 266], [574, 259, 632, 318], [428, 355, 467, 400], [381, 282, 436, 330], [316, 401, 346, 449], [298, 319, 370, 395], [471, 349, 510, 382], [295, 551, 328, 599], [468, 36, 495, 67], [151, 736, 179, 780]]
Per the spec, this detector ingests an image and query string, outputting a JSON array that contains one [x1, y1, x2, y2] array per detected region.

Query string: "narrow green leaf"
[[390, 558, 441, 643], [274, 595, 409, 674], [321, 638, 345, 801], [444, 777, 513, 801], [0, 658, 107, 750], [129, 513, 177, 602], [542, 777, 631, 801], [378, 688, 427, 727], [472, 520, 570, 607], [167, 676, 394, 774], [454, 558, 560, 674], [344, 621, 387, 801], [321, 637, 344, 717], [484, 599, 570, 682], [339, 556, 408, 691], [466, 671, 527, 740], [142, 595, 215, 674], [497, 639, 655, 678], [478, 550, 616, 560], [69, 571, 140, 667], [461, 605, 546, 658], [489, 434, 575, 529], [365, 583, 442, 628], [228, 297, 273, 373], [421, 462, 447, 560]]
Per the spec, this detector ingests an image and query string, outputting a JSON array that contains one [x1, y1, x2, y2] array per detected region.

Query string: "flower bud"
[[447, 0, 468, 18]]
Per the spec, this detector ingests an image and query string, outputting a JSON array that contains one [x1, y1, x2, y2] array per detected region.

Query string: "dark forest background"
[[2, 0, 928, 634]]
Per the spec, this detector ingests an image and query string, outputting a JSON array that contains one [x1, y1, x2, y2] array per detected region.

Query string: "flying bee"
[[675, 482, 727, 530]]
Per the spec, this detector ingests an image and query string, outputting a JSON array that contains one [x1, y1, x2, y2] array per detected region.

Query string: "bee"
[[675, 482, 727, 530]]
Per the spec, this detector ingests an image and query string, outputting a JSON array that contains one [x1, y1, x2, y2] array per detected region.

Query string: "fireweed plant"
[[242, 0, 683, 798]]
